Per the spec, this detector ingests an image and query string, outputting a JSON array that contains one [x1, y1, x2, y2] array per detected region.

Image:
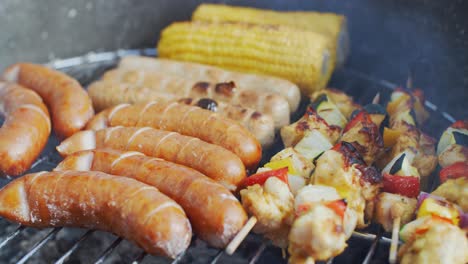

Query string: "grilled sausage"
[[117, 56, 301, 112], [0, 170, 191, 258], [84, 100, 262, 168], [97, 70, 290, 128], [0, 82, 51, 176], [87, 80, 275, 147], [3, 63, 94, 138], [56, 127, 246, 190], [55, 149, 248, 248]]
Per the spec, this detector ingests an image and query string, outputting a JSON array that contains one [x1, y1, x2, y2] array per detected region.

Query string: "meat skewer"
[[55, 149, 247, 248], [0, 82, 51, 176], [56, 127, 246, 191], [84, 100, 262, 168], [2, 63, 94, 138], [92, 70, 290, 128], [0, 170, 192, 258]]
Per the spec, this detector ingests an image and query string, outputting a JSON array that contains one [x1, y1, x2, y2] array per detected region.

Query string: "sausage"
[[85, 100, 262, 168], [56, 127, 246, 190], [87, 80, 275, 147], [97, 70, 290, 128], [2, 63, 94, 138], [55, 149, 248, 248], [0, 170, 191, 258], [0, 82, 51, 176], [117, 56, 301, 112]]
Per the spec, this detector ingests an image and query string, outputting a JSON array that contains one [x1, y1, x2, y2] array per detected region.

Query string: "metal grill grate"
[[0, 49, 456, 264]]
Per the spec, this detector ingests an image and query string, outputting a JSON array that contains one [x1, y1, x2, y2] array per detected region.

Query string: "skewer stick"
[[389, 216, 401, 264], [372, 93, 381, 105], [225, 216, 257, 255]]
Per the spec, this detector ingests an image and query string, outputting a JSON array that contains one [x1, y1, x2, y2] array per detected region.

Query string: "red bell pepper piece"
[[243, 167, 289, 187], [439, 162, 468, 183], [451, 120, 468, 130], [383, 173, 420, 198], [343, 111, 371, 133], [325, 199, 347, 219]]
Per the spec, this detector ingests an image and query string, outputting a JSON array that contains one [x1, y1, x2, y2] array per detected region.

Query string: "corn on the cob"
[[192, 4, 348, 67], [157, 21, 333, 94]]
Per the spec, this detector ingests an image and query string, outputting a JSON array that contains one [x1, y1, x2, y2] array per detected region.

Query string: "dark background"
[[0, 0, 467, 119]]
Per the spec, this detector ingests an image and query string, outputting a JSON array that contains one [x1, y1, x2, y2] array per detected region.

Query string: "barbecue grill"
[[1, 0, 467, 262], [0, 48, 457, 264]]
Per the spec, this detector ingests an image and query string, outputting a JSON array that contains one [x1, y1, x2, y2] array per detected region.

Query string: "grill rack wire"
[[0, 48, 456, 264]]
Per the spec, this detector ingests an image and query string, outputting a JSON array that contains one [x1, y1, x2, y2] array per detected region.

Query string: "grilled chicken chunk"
[[289, 185, 353, 262], [240, 177, 294, 248], [398, 217, 468, 264], [432, 177, 468, 212], [374, 192, 417, 232]]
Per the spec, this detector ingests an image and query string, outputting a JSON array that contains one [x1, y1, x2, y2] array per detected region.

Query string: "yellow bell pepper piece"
[[264, 157, 297, 175], [383, 127, 401, 148], [417, 198, 459, 226]]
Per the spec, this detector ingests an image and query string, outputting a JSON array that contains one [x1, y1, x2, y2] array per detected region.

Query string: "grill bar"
[[0, 225, 25, 250], [362, 231, 381, 264], [248, 241, 267, 264], [210, 249, 223, 264], [54, 229, 94, 264], [131, 251, 147, 264], [17, 227, 62, 264], [93, 237, 123, 264]]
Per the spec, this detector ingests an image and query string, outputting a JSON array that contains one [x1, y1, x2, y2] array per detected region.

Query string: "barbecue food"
[[157, 21, 334, 94], [281, 106, 341, 148], [384, 89, 437, 178], [288, 185, 351, 262], [437, 121, 468, 168], [2, 63, 94, 138], [84, 100, 262, 168], [398, 216, 468, 264], [0, 170, 192, 258], [0, 82, 51, 176], [56, 127, 246, 191], [311, 89, 359, 119], [118, 56, 301, 112], [432, 177, 468, 212], [192, 3, 348, 67], [56, 149, 247, 248], [89, 73, 290, 129], [374, 192, 417, 232], [240, 173, 294, 248]]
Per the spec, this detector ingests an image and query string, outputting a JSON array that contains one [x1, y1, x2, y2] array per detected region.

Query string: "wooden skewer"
[[225, 216, 257, 255], [389, 216, 401, 264]]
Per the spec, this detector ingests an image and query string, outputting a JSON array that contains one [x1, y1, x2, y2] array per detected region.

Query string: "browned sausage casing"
[[0, 82, 51, 176], [56, 127, 246, 190], [87, 80, 276, 147], [85, 100, 262, 168], [97, 70, 290, 128], [2, 63, 94, 138], [56, 149, 248, 248], [0, 171, 191, 258]]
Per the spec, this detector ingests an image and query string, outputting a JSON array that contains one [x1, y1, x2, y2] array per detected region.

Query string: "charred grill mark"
[[357, 165, 382, 184], [192, 82, 210, 95], [215, 81, 236, 97], [178, 98, 193, 104], [196, 98, 218, 112], [335, 141, 366, 167], [296, 121, 310, 132], [251, 112, 262, 120]]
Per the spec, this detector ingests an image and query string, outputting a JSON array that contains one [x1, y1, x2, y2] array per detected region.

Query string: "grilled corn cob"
[[192, 4, 348, 67], [157, 21, 333, 94]]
